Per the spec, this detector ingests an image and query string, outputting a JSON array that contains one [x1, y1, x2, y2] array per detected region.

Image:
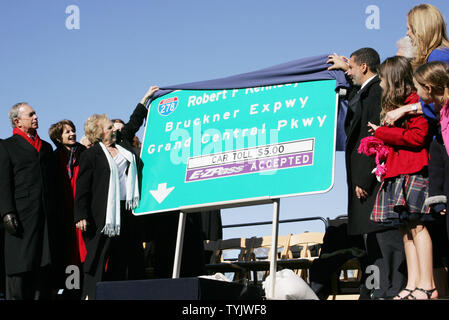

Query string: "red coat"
[[374, 93, 430, 180]]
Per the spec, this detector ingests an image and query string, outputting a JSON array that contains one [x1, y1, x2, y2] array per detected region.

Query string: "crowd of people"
[[326, 3, 449, 300], [0, 85, 214, 300], [0, 3, 449, 301]]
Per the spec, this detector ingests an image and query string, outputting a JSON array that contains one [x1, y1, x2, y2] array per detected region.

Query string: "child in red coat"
[[366, 56, 437, 299]]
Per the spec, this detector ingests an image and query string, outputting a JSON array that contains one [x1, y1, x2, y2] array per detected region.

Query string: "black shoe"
[[408, 288, 437, 300], [392, 288, 415, 300]]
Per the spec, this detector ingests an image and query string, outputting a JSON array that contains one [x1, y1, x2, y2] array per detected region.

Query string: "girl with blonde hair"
[[417, 63, 449, 287]]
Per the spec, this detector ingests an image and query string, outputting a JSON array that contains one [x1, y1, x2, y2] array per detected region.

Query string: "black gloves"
[[3, 213, 21, 236]]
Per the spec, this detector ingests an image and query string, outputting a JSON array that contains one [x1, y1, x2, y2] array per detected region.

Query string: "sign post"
[[172, 211, 186, 279], [269, 199, 280, 298]]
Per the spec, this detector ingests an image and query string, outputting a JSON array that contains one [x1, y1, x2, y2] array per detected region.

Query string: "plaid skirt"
[[371, 174, 431, 225]]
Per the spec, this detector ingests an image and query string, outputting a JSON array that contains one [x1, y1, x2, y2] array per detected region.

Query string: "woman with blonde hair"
[[385, 3, 449, 126], [74, 86, 158, 299], [407, 3, 449, 69], [74, 114, 143, 300]]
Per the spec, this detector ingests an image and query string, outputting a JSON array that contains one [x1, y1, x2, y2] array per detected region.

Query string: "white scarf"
[[99, 142, 140, 237]]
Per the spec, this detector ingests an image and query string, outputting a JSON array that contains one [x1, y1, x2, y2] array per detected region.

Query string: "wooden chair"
[[203, 237, 255, 281], [323, 215, 363, 299], [248, 234, 292, 260], [328, 258, 363, 300], [205, 237, 255, 263], [246, 234, 292, 284], [286, 232, 324, 282]]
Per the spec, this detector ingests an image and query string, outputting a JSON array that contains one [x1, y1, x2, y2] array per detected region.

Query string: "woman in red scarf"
[[49, 120, 87, 299]]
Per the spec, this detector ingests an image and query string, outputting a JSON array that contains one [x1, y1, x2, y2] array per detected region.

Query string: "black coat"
[[53, 143, 86, 268], [427, 136, 449, 208], [0, 139, 5, 294], [115, 103, 147, 153], [0, 135, 59, 275], [73, 141, 143, 274], [426, 136, 449, 265], [74, 104, 148, 277], [344, 76, 388, 235]]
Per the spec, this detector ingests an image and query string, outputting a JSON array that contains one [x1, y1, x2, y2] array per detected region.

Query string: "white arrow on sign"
[[150, 183, 175, 204]]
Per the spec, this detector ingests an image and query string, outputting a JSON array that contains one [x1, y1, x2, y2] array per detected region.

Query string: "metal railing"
[[222, 216, 329, 232]]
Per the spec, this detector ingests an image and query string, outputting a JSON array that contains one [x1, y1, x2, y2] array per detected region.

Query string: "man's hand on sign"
[[327, 53, 349, 72], [141, 85, 160, 106]]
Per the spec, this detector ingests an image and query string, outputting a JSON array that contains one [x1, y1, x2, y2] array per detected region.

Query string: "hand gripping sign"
[[133, 55, 347, 215]]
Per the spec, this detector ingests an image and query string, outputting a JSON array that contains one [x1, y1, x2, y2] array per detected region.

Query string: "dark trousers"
[[359, 233, 382, 299], [59, 263, 84, 300], [375, 229, 406, 298], [151, 212, 207, 278], [82, 203, 145, 300], [6, 266, 52, 300], [82, 237, 110, 300], [359, 230, 406, 299], [0, 227, 5, 299], [106, 204, 145, 281]]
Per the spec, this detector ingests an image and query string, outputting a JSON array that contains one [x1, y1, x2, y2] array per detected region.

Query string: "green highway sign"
[[133, 80, 338, 215]]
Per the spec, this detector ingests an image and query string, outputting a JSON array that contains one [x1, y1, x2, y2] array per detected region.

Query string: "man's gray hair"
[[396, 36, 417, 59], [8, 102, 28, 128]]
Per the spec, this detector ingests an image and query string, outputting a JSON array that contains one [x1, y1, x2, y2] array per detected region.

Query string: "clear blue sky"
[[1, 1, 448, 239]]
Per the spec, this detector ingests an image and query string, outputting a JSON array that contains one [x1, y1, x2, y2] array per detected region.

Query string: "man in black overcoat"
[[328, 48, 406, 299], [0, 139, 5, 299], [0, 102, 60, 300]]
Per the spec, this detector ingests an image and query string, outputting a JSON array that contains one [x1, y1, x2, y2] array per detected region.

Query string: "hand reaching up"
[[141, 85, 160, 105]]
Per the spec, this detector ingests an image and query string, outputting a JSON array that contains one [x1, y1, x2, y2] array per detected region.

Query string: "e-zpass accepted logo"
[[158, 97, 178, 116]]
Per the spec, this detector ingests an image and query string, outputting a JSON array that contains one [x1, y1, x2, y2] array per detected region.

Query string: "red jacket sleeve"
[[374, 116, 429, 148]]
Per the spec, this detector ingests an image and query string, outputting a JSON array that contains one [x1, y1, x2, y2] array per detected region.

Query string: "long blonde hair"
[[378, 56, 415, 124], [407, 4, 449, 69]]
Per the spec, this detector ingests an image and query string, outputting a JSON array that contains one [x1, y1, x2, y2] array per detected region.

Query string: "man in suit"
[[328, 48, 406, 299], [0, 102, 59, 300]]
